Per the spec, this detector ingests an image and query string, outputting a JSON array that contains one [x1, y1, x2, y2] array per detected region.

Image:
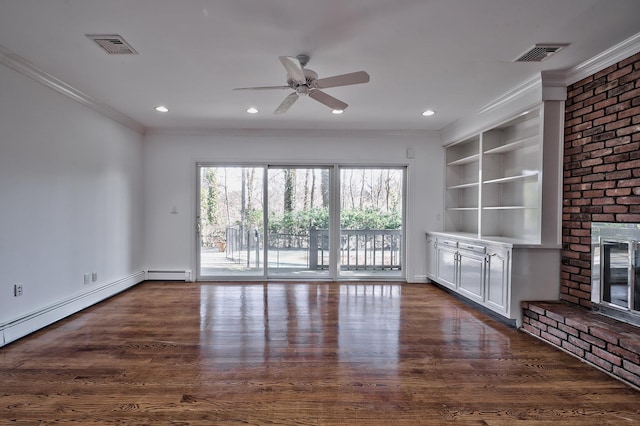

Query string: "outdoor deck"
[[199, 247, 402, 278]]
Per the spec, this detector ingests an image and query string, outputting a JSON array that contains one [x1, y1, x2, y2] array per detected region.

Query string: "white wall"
[[143, 130, 444, 282], [0, 55, 442, 345], [0, 63, 144, 334]]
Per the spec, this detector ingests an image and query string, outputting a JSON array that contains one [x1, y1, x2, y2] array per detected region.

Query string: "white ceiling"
[[1, 0, 639, 132]]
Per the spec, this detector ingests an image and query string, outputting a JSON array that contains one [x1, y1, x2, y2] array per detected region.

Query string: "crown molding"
[[146, 127, 441, 140], [471, 32, 640, 116], [442, 70, 570, 144], [0, 44, 146, 134], [476, 73, 542, 116], [566, 31, 640, 85]]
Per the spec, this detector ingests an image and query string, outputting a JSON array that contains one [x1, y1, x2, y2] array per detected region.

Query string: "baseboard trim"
[[0, 271, 145, 347], [429, 281, 518, 328]]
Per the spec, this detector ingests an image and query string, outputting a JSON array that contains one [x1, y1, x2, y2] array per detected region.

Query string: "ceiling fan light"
[[332, 109, 344, 115], [246, 107, 259, 114], [422, 109, 435, 116]]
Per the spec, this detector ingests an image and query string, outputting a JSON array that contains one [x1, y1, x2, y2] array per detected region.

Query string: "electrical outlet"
[[84, 273, 91, 284], [14, 284, 23, 297], [92, 272, 98, 282]]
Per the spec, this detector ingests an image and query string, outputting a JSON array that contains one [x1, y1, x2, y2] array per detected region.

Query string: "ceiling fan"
[[234, 55, 370, 114]]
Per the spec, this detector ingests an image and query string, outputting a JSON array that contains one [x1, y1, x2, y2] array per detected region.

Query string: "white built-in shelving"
[[444, 135, 480, 235], [442, 103, 562, 245], [429, 86, 565, 326]]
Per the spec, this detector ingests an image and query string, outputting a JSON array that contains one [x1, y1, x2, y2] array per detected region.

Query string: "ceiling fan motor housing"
[[288, 69, 318, 91]]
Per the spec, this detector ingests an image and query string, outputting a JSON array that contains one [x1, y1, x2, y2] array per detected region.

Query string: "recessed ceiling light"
[[422, 109, 435, 117], [155, 105, 169, 113], [332, 109, 344, 115], [246, 107, 259, 114]]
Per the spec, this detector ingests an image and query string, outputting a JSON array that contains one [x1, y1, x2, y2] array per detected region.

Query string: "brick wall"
[[562, 52, 640, 308]]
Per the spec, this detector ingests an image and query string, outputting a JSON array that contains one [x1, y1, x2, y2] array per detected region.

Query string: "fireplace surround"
[[591, 222, 640, 327]]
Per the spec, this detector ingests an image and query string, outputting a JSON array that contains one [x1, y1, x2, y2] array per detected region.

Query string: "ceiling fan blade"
[[233, 85, 290, 91], [315, 71, 370, 89], [274, 92, 299, 115], [309, 90, 348, 111], [279, 56, 306, 85]]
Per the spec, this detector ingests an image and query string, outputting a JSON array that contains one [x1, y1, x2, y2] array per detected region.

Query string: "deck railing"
[[217, 226, 402, 271], [310, 228, 402, 271], [225, 225, 261, 267]]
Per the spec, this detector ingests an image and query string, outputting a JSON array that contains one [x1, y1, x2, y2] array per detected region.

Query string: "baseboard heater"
[[0, 271, 145, 347], [145, 270, 192, 281]]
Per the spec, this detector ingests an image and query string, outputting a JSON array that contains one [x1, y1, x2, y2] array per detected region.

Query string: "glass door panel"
[[198, 166, 264, 278], [602, 240, 629, 309], [267, 167, 331, 278], [339, 168, 404, 278]]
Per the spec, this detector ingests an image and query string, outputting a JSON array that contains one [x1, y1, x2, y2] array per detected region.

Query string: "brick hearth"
[[522, 301, 640, 388]]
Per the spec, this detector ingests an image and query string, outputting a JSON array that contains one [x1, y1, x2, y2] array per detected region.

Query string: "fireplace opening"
[[591, 223, 640, 327]]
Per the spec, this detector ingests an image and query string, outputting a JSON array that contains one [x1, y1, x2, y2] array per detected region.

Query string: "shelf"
[[447, 207, 479, 211], [447, 182, 479, 190], [446, 153, 479, 166], [483, 173, 538, 185], [483, 135, 538, 155], [478, 235, 539, 245], [483, 205, 534, 210]]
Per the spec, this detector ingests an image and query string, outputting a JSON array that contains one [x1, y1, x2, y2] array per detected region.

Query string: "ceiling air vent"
[[514, 44, 568, 62], [86, 34, 138, 55]]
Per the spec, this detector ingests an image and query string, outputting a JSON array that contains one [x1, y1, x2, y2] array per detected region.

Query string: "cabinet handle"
[[489, 252, 504, 260]]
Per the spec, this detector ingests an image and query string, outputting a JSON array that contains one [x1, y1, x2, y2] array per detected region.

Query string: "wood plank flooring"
[[1, 281, 638, 425]]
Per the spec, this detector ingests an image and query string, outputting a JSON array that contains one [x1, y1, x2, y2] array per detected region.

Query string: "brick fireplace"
[[562, 51, 640, 307], [522, 51, 640, 388]]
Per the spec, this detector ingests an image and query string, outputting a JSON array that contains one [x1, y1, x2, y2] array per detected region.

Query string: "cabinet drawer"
[[458, 243, 486, 254], [437, 239, 458, 248]]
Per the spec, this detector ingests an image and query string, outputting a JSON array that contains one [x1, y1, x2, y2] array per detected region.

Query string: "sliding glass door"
[[197, 164, 405, 280], [339, 168, 404, 278], [267, 167, 332, 278], [197, 166, 264, 278]]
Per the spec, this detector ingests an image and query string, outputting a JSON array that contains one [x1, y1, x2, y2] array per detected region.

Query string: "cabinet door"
[[436, 246, 457, 289], [485, 249, 509, 313], [457, 251, 485, 302], [426, 236, 437, 280]]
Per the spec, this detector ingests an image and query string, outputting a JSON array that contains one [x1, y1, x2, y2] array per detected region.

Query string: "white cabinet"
[[430, 234, 499, 309], [456, 243, 486, 304], [426, 232, 559, 326], [485, 245, 509, 314], [436, 239, 457, 289], [426, 234, 437, 280]]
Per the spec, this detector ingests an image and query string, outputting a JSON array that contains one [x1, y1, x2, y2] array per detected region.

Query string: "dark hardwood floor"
[[1, 281, 638, 425]]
